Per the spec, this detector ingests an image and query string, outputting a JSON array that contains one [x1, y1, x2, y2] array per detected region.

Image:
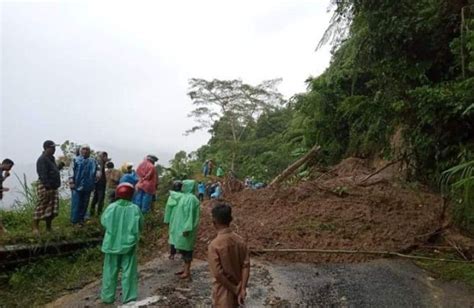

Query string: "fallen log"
[[250, 248, 474, 264], [0, 237, 103, 269], [414, 227, 445, 242], [269, 145, 321, 187], [445, 238, 470, 261], [357, 159, 402, 185]]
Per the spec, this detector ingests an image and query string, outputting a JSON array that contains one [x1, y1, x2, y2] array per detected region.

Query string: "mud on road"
[[48, 255, 474, 307], [49, 158, 474, 307], [192, 158, 449, 264]]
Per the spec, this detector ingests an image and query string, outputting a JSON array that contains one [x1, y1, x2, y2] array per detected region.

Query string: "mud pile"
[[194, 158, 444, 263]]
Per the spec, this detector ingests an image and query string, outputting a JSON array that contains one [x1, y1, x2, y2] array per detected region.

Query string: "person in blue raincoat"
[[69, 145, 98, 226], [211, 182, 222, 199], [202, 160, 209, 177], [197, 181, 206, 202], [119, 163, 139, 187]]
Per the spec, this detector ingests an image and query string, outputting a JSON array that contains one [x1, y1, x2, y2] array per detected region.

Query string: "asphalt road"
[[48, 256, 474, 307]]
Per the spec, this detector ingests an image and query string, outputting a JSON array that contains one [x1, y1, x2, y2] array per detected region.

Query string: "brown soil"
[[193, 158, 445, 263]]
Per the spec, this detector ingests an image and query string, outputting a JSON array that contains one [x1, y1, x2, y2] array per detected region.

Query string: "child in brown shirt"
[[208, 203, 250, 307]]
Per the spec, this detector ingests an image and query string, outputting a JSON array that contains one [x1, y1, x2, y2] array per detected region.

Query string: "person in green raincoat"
[[164, 180, 183, 260], [169, 179, 200, 279], [216, 166, 224, 177], [100, 182, 144, 304]]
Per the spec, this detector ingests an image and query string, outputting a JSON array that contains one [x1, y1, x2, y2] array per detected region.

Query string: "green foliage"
[[295, 0, 474, 179], [0, 195, 168, 307], [0, 248, 103, 306], [180, 3, 474, 238], [0, 198, 102, 246], [156, 151, 198, 198], [405, 79, 474, 179], [12, 173, 38, 211], [167, 151, 194, 180], [417, 253, 474, 288], [186, 78, 286, 170], [1, 176, 102, 245], [194, 104, 296, 181], [441, 159, 474, 233]]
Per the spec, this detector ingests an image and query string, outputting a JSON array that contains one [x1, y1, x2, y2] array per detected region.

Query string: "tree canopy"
[[186, 78, 285, 170]]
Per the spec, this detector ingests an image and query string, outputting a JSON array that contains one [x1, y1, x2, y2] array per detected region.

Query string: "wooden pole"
[[251, 248, 473, 264], [358, 159, 401, 184]]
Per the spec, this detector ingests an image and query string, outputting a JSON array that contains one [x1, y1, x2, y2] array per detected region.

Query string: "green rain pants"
[[100, 250, 138, 304]]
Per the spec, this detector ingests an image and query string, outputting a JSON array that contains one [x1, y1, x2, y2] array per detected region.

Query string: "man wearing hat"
[[133, 155, 158, 214], [100, 182, 144, 304], [33, 140, 61, 234]]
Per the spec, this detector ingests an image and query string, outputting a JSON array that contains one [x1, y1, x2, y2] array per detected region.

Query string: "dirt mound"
[[222, 176, 245, 194], [193, 158, 444, 263], [331, 157, 371, 177]]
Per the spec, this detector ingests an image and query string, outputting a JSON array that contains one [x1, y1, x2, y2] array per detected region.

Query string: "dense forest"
[[168, 0, 474, 231]]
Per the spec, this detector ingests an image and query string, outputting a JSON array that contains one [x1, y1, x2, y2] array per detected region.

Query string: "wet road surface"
[[48, 255, 474, 307]]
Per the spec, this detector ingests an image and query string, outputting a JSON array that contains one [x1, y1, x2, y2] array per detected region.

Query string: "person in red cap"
[[100, 182, 144, 304]]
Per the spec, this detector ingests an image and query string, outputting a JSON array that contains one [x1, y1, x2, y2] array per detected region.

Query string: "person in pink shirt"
[[133, 155, 158, 213]]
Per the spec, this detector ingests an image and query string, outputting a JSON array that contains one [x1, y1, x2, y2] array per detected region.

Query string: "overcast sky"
[[1, 0, 332, 180]]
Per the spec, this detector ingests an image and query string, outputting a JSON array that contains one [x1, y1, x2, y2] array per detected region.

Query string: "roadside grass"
[[416, 253, 474, 288], [0, 195, 169, 307], [0, 199, 102, 246], [0, 248, 103, 307]]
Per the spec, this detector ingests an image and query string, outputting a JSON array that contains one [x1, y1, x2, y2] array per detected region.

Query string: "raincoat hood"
[[182, 179, 195, 194], [164, 190, 183, 235], [167, 181, 200, 251], [167, 190, 182, 206]]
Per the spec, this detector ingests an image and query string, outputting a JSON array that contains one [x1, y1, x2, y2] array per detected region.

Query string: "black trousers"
[[90, 187, 106, 216], [170, 244, 177, 255]]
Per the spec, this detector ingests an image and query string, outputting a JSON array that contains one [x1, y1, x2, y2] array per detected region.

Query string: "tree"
[[168, 150, 193, 180], [186, 78, 285, 170], [441, 159, 474, 233], [58, 140, 81, 167], [58, 140, 97, 167]]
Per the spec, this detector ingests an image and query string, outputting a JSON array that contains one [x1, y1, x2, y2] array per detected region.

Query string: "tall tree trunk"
[[461, 6, 466, 79], [231, 151, 236, 172]]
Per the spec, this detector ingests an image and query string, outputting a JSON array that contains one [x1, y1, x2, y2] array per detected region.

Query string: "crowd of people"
[[98, 160, 249, 306], [68, 146, 159, 228], [0, 140, 251, 306], [0, 141, 160, 233], [101, 181, 249, 306], [199, 160, 226, 201]]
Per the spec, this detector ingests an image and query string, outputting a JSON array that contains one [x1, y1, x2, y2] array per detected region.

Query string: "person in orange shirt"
[[208, 203, 250, 307]]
